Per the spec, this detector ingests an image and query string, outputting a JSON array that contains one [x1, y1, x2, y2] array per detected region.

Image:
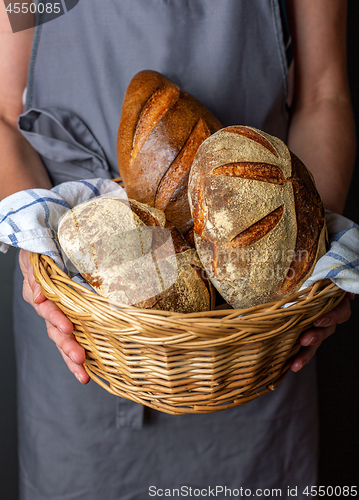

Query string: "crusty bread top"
[[188, 126, 326, 308], [117, 70, 222, 245]]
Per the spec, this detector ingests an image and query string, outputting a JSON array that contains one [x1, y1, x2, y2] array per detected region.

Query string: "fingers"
[[290, 344, 320, 372], [301, 296, 351, 347], [312, 295, 352, 328], [46, 320, 90, 384], [291, 323, 336, 372], [19, 249, 89, 383], [45, 321, 84, 363], [20, 248, 73, 332], [57, 346, 91, 385], [45, 320, 90, 384], [34, 297, 74, 334], [291, 294, 353, 372], [46, 321, 90, 384]]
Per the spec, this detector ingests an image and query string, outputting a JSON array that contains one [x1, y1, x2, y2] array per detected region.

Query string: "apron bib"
[[19, 0, 290, 184]]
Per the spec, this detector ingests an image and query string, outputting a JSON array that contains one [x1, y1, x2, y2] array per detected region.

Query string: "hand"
[[19, 249, 90, 384], [291, 292, 354, 372]]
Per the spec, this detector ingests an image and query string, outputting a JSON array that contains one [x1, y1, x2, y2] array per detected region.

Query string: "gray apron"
[[15, 2, 318, 499]]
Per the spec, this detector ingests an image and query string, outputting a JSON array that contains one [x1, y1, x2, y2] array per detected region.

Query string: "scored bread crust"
[[117, 70, 222, 246], [57, 197, 214, 313], [188, 126, 327, 309]]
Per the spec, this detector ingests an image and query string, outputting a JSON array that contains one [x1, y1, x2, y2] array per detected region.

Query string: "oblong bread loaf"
[[117, 70, 222, 246]]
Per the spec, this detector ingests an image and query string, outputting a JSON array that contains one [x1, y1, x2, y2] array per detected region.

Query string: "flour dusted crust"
[[188, 126, 327, 308], [116, 70, 222, 246], [57, 197, 214, 313]]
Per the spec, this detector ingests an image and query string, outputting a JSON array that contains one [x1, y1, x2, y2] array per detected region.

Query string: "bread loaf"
[[116, 70, 222, 246], [188, 126, 327, 308], [57, 196, 214, 313]]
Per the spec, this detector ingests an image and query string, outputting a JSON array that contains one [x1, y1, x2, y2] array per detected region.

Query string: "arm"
[[0, 4, 89, 383], [285, 0, 356, 214], [0, 5, 52, 197], [285, 0, 356, 371]]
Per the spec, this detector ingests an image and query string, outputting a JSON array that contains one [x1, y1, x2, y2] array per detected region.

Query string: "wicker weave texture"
[[30, 252, 345, 415]]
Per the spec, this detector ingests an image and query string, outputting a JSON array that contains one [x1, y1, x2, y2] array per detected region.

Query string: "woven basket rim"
[[30, 252, 345, 342], [30, 251, 339, 309]]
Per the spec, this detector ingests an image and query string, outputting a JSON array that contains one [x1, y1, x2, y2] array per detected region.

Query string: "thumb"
[[19, 249, 46, 303]]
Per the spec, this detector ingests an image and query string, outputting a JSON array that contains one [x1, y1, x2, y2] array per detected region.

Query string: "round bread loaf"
[[188, 126, 327, 308], [57, 196, 214, 313], [116, 70, 222, 246]]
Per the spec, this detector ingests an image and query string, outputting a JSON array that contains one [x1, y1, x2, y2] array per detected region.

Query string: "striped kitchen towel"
[[301, 211, 359, 294], [0, 178, 127, 273]]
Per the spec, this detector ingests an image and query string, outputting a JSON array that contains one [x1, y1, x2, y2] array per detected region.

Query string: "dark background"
[[0, 3, 358, 498], [316, 0, 359, 486]]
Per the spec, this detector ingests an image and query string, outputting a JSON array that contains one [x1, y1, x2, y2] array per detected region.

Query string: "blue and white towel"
[[0, 178, 127, 273], [302, 211, 359, 294], [0, 179, 358, 294]]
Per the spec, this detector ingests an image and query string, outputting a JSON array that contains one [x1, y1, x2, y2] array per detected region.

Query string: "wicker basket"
[[30, 252, 345, 415]]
